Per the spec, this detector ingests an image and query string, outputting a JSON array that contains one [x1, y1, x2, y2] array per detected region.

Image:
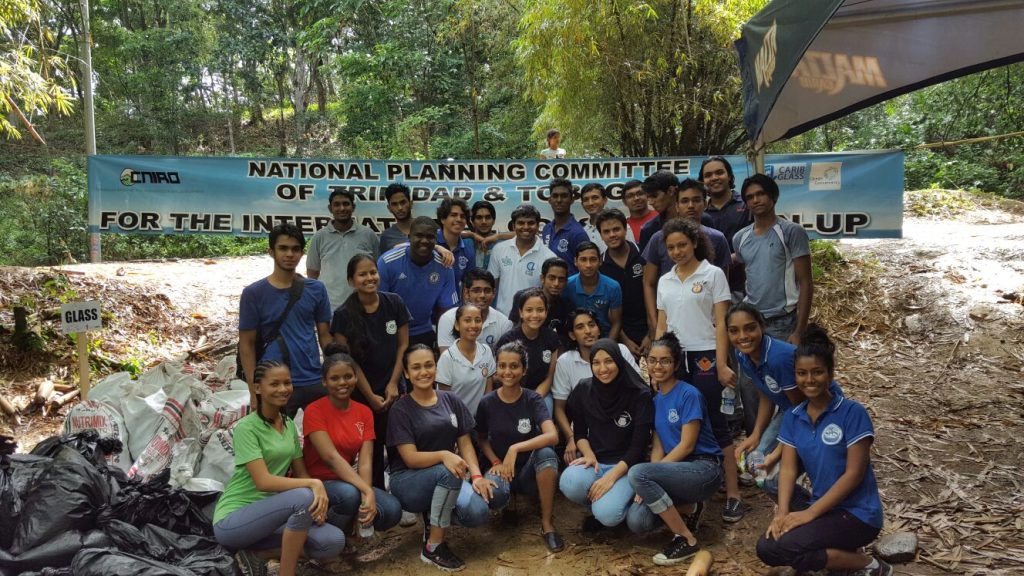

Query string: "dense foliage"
[[0, 0, 1021, 265]]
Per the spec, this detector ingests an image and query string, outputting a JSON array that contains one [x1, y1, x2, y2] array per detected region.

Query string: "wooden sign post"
[[60, 300, 102, 400]]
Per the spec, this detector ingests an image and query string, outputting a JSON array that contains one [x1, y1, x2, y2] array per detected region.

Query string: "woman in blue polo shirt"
[[756, 325, 890, 576], [626, 332, 723, 566]]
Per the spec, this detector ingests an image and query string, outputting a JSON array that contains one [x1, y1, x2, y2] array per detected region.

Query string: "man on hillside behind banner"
[[238, 223, 332, 415], [541, 178, 589, 275], [306, 188, 379, 312], [378, 216, 459, 350]]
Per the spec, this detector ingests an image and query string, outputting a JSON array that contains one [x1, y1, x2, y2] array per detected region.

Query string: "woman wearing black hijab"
[[559, 338, 653, 529]]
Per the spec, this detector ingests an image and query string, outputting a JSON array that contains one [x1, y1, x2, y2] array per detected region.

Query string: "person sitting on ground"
[[510, 257, 572, 346], [476, 341, 563, 552], [213, 361, 345, 576], [626, 331, 723, 565], [303, 344, 402, 538], [553, 308, 641, 465], [387, 345, 509, 572], [437, 303, 496, 415], [560, 339, 652, 531], [495, 287, 562, 415], [756, 325, 890, 576]]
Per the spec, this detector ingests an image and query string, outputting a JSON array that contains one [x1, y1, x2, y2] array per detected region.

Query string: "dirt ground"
[[1, 198, 1023, 575]]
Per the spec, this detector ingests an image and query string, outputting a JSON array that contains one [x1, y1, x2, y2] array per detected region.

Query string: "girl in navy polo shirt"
[[756, 326, 890, 576], [476, 341, 563, 552], [626, 332, 723, 566], [495, 288, 562, 415]]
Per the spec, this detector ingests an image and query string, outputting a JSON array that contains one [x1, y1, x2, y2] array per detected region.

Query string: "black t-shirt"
[[600, 243, 648, 343], [476, 388, 551, 469], [386, 390, 475, 473], [566, 381, 653, 466], [509, 289, 572, 346], [330, 292, 409, 395], [495, 326, 561, 392]]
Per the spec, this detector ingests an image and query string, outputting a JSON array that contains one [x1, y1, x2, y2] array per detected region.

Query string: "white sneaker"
[[399, 510, 419, 527]]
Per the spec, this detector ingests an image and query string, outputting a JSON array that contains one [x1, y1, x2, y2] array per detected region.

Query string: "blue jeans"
[[559, 463, 635, 528], [626, 458, 723, 534], [390, 464, 509, 529], [764, 311, 797, 341], [214, 488, 346, 559], [508, 447, 559, 495], [323, 482, 402, 532], [757, 410, 784, 455]]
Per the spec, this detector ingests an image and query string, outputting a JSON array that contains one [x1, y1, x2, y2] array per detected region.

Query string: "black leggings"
[[756, 508, 880, 572], [353, 389, 390, 490]]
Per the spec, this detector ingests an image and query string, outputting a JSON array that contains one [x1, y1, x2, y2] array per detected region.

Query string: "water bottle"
[[720, 387, 736, 415], [748, 450, 767, 487], [358, 499, 374, 538]]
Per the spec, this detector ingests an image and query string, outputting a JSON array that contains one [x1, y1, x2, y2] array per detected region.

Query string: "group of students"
[[221, 158, 890, 576]]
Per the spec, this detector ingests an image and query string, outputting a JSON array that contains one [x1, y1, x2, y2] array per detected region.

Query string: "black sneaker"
[[863, 558, 894, 576], [722, 497, 748, 523], [652, 535, 699, 566], [420, 542, 466, 572], [685, 500, 705, 534]]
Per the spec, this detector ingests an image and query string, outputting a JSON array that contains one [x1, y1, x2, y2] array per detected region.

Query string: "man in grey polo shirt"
[[306, 189, 380, 312]]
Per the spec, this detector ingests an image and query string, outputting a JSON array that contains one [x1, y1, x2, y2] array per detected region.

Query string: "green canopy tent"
[[736, 0, 1024, 166]]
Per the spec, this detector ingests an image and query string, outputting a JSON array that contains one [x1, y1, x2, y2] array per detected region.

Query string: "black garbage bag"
[[0, 457, 21, 550], [30, 430, 124, 469], [71, 548, 199, 576], [8, 447, 111, 555], [102, 519, 234, 576], [110, 469, 216, 536], [15, 568, 72, 576], [0, 530, 110, 575]]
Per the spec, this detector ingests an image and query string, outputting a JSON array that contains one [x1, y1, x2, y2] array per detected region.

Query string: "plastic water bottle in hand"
[[748, 450, 767, 487], [359, 499, 374, 538], [720, 387, 736, 415]]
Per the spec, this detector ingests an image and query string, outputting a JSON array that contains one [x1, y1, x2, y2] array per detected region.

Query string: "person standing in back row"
[[542, 178, 589, 275], [700, 156, 751, 297], [306, 189, 379, 312]]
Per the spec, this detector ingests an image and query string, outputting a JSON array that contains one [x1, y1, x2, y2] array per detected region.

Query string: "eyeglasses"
[[646, 357, 674, 367]]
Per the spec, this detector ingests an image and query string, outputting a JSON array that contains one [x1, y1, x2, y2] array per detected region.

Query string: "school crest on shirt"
[[450, 413, 459, 428], [764, 374, 781, 393], [480, 364, 490, 378], [526, 262, 536, 276], [614, 411, 632, 428], [558, 238, 569, 252], [542, 350, 552, 364], [517, 418, 532, 434], [691, 281, 705, 294], [821, 423, 843, 445], [667, 409, 680, 423], [502, 256, 513, 267], [632, 263, 643, 277], [355, 421, 365, 439], [385, 320, 397, 335], [459, 255, 469, 270], [696, 356, 714, 373], [429, 272, 440, 284]]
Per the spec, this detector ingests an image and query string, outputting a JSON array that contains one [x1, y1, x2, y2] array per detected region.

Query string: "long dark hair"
[[253, 360, 289, 426], [662, 217, 714, 263], [340, 253, 377, 362]]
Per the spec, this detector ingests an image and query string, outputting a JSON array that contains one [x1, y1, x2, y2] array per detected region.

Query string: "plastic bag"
[[193, 429, 234, 489], [127, 378, 201, 481], [9, 447, 110, 555], [110, 469, 216, 536], [167, 438, 201, 489], [0, 457, 21, 550], [0, 530, 110, 574], [71, 548, 199, 576], [101, 519, 234, 575], [63, 401, 131, 471]]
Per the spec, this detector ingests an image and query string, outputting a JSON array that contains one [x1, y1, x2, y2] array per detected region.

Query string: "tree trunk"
[[291, 51, 310, 156]]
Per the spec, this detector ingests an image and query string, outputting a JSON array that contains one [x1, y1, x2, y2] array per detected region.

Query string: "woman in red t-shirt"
[[303, 343, 402, 535]]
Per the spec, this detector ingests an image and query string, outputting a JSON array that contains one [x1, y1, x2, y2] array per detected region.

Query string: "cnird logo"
[[120, 168, 181, 186]]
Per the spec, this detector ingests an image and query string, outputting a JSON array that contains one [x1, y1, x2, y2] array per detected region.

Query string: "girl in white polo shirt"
[[437, 303, 496, 415], [654, 217, 744, 523]]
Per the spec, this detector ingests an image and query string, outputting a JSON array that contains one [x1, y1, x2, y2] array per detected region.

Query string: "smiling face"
[[269, 234, 303, 273], [472, 208, 495, 235], [443, 204, 467, 237], [727, 310, 763, 357], [795, 355, 831, 400], [547, 185, 574, 218], [569, 312, 600, 350], [665, 230, 696, 267], [403, 348, 437, 392], [581, 189, 607, 219], [676, 187, 705, 222], [645, 344, 676, 385], [598, 218, 626, 251], [496, 350, 525, 388], [348, 258, 379, 295], [464, 279, 495, 310], [323, 361, 357, 403], [256, 365, 293, 409], [329, 195, 355, 225], [513, 216, 539, 243], [591, 349, 619, 385], [701, 160, 731, 197], [409, 222, 437, 261], [623, 185, 647, 215], [520, 295, 548, 331], [456, 304, 484, 342]]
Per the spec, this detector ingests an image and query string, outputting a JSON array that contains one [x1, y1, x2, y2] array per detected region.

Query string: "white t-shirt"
[[487, 238, 557, 316], [583, 223, 607, 253], [436, 307, 513, 352], [540, 147, 566, 159], [436, 340, 496, 415], [656, 259, 730, 351], [552, 344, 641, 401]]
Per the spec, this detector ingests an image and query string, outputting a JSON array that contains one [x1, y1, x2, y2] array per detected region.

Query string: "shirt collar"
[[436, 229, 465, 250], [791, 389, 845, 424]]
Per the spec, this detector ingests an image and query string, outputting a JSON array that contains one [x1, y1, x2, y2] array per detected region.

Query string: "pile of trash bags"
[[0, 430, 234, 575], [62, 357, 251, 490]]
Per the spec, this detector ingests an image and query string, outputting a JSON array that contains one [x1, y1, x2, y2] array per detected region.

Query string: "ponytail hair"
[[649, 331, 683, 370], [794, 324, 836, 376], [253, 360, 289, 426], [341, 254, 377, 362]]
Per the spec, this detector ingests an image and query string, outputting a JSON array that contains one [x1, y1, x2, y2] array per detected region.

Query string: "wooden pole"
[[78, 331, 91, 400]]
